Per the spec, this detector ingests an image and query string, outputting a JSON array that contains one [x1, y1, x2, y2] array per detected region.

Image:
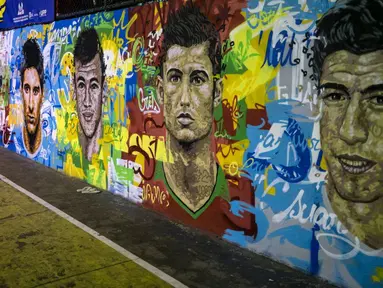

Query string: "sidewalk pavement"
[[0, 180, 171, 288], [0, 147, 337, 288]]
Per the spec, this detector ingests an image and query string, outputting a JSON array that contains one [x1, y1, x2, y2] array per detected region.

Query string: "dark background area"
[[56, 0, 152, 19]]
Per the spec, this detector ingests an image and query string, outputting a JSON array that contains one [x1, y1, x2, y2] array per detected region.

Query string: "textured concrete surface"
[[0, 181, 171, 288], [0, 147, 338, 288]]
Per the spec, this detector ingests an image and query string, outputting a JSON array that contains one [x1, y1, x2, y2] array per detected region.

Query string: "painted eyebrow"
[[166, 68, 182, 77], [77, 76, 85, 82], [90, 77, 99, 83], [361, 84, 383, 95], [319, 83, 349, 95], [190, 70, 209, 79]]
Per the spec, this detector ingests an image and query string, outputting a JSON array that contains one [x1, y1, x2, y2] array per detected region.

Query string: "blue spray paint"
[[310, 224, 320, 275]]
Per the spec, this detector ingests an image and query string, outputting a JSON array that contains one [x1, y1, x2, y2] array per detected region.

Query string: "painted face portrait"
[[158, 42, 221, 144], [74, 53, 104, 139], [320, 50, 383, 203], [22, 67, 43, 136], [319, 49, 383, 248]]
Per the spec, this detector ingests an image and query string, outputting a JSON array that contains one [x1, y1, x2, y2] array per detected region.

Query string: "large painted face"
[[320, 50, 383, 203], [22, 68, 43, 136], [74, 54, 103, 139], [158, 42, 221, 144]]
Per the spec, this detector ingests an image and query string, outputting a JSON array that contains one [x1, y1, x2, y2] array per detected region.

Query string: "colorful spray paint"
[[0, 1, 382, 287]]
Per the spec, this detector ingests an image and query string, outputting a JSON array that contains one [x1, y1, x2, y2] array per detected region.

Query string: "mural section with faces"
[[0, 27, 59, 164], [0, 0, 383, 287]]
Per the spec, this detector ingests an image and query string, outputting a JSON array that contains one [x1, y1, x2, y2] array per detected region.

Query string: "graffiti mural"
[[0, 0, 382, 287], [73, 28, 106, 162], [314, 0, 383, 252], [20, 38, 44, 156]]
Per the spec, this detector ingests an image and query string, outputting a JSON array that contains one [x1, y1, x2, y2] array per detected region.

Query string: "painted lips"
[[82, 112, 94, 122], [337, 154, 376, 174], [177, 112, 194, 126]]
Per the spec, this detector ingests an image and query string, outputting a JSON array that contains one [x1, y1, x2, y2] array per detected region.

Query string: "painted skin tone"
[[74, 54, 104, 161], [22, 68, 43, 155], [157, 42, 223, 212], [320, 50, 383, 249]]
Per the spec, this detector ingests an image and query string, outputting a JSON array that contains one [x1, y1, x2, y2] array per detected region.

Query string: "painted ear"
[[157, 75, 164, 105], [214, 78, 223, 108]]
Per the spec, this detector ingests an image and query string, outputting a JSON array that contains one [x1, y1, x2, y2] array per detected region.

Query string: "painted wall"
[[0, 0, 382, 287]]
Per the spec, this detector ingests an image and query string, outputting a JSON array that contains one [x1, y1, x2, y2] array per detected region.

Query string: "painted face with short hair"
[[320, 50, 383, 203], [74, 54, 104, 139], [22, 67, 43, 136], [157, 42, 222, 144]]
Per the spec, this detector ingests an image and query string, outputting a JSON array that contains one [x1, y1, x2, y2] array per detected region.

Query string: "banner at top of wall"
[[0, 0, 54, 30]]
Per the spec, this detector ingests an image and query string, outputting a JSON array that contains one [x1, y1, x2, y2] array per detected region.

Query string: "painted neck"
[[163, 131, 218, 212], [23, 123, 42, 156], [165, 132, 215, 165], [79, 120, 102, 161], [327, 175, 383, 249]]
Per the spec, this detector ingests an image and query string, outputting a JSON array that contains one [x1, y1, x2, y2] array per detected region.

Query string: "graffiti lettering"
[[217, 143, 241, 158], [48, 21, 81, 45], [223, 162, 240, 177], [112, 10, 138, 44], [143, 183, 170, 207], [128, 133, 159, 180], [262, 30, 297, 68], [147, 29, 162, 49], [272, 189, 348, 235], [138, 87, 160, 114]]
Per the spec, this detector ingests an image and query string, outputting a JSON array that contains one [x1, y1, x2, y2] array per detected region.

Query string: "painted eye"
[[191, 76, 204, 85], [91, 83, 99, 90], [170, 75, 181, 83], [369, 96, 383, 105], [323, 93, 348, 105], [78, 82, 85, 89]]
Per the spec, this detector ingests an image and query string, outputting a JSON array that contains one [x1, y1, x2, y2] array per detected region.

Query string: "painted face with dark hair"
[[320, 50, 383, 202], [157, 42, 222, 143], [74, 54, 104, 138], [22, 67, 43, 136], [320, 49, 383, 247]]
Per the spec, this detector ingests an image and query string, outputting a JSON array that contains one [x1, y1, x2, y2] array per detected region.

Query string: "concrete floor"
[[0, 147, 338, 288], [0, 181, 170, 288]]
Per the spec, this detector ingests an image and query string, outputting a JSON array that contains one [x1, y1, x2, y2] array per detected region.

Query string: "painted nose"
[[28, 92, 33, 112], [84, 87, 92, 108], [180, 81, 191, 107], [339, 96, 368, 145]]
